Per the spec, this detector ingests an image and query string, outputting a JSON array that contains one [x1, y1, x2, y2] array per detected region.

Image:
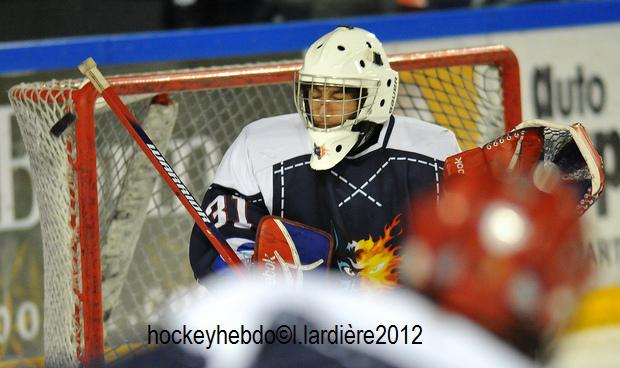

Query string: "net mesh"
[[8, 81, 83, 367], [8, 50, 518, 366], [539, 125, 598, 214]]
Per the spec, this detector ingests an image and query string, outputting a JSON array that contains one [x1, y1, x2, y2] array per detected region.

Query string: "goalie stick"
[[78, 57, 243, 269]]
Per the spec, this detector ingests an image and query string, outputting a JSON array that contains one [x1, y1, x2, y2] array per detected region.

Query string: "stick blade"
[[50, 112, 77, 137]]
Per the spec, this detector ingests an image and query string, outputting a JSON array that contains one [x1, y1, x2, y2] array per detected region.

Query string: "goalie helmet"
[[294, 26, 399, 170]]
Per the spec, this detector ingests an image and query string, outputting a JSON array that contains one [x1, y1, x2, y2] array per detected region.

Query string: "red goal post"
[[8, 45, 521, 366]]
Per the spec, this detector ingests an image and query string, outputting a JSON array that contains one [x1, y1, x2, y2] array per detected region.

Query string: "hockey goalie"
[[188, 27, 604, 289], [189, 26, 461, 287]]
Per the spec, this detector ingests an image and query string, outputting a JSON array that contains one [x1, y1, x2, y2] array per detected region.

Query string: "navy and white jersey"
[[189, 113, 460, 285]]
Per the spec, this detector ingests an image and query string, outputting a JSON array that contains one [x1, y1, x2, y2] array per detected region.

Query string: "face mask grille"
[[294, 74, 378, 131]]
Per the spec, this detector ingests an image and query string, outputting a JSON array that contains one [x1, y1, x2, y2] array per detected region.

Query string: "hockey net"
[[8, 45, 520, 367]]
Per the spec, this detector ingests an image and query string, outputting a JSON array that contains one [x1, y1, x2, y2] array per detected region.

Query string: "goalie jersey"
[[189, 113, 460, 286]]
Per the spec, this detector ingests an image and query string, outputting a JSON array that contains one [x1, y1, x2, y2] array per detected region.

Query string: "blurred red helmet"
[[402, 174, 592, 355]]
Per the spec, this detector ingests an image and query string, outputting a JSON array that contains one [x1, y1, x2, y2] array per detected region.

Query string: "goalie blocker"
[[212, 216, 334, 285], [254, 216, 334, 285]]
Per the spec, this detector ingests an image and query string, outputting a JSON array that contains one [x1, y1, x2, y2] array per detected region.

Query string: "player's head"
[[294, 26, 399, 170], [401, 174, 592, 357]]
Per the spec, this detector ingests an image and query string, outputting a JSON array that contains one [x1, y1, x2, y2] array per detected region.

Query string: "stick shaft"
[[80, 59, 243, 268]]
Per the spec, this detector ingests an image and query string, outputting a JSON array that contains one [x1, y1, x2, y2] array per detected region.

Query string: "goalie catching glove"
[[443, 119, 605, 215]]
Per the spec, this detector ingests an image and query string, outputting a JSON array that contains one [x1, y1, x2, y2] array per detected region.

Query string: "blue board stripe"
[[1, 0, 619, 74]]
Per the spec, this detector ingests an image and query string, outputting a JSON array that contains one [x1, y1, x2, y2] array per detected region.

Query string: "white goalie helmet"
[[294, 26, 399, 170]]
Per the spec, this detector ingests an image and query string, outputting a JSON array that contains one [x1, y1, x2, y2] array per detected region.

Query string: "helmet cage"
[[294, 73, 379, 132]]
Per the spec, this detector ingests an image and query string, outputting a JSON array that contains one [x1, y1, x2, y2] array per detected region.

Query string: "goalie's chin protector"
[[254, 216, 334, 286], [308, 129, 360, 171]]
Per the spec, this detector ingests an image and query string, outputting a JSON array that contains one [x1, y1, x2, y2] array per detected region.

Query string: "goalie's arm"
[[189, 184, 269, 280]]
